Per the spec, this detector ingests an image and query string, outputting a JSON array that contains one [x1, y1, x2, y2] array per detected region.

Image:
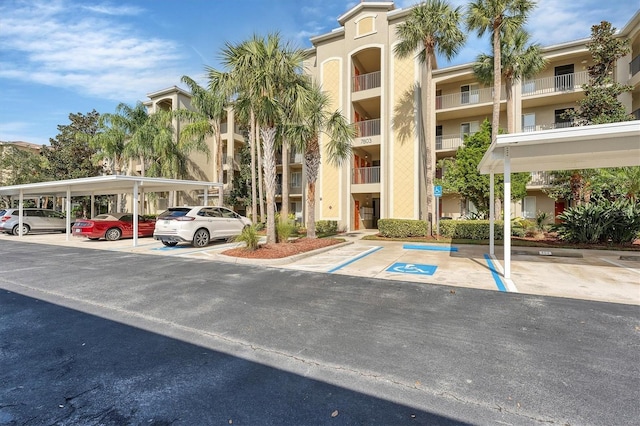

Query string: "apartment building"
[[304, 1, 640, 231]]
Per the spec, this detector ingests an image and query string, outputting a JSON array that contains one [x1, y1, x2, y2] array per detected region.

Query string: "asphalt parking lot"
[[0, 231, 638, 306]]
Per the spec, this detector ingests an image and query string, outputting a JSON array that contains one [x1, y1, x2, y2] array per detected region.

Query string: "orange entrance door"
[[354, 200, 360, 230], [554, 201, 565, 224]]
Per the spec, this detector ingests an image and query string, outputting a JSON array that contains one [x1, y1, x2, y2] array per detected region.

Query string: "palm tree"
[[394, 0, 466, 228], [177, 75, 222, 203], [285, 80, 355, 239], [473, 30, 547, 133], [91, 112, 128, 176], [467, 0, 535, 142], [220, 33, 306, 244]]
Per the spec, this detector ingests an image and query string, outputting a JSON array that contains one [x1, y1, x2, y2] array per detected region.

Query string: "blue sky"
[[1, 0, 637, 145]]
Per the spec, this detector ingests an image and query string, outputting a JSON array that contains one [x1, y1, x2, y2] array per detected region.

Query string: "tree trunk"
[[304, 138, 320, 239], [423, 52, 434, 232], [280, 139, 289, 221], [260, 126, 277, 244], [491, 25, 502, 144], [215, 120, 224, 206], [257, 124, 265, 222], [250, 109, 257, 223]]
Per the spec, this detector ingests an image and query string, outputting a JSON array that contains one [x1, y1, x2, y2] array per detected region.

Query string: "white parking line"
[[600, 258, 640, 275]]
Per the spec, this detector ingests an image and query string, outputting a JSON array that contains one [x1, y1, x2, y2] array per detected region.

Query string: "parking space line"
[[327, 246, 383, 273], [600, 258, 640, 275], [483, 254, 507, 292], [403, 244, 458, 252]]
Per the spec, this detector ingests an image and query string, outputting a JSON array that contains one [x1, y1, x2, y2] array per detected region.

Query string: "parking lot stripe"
[[483, 254, 507, 292], [600, 258, 640, 275], [403, 244, 459, 252], [327, 246, 383, 273]]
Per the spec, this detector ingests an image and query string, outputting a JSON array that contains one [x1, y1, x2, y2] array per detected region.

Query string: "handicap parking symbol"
[[386, 262, 437, 276]]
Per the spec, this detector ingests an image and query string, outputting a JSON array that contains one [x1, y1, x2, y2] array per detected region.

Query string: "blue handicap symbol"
[[386, 262, 437, 276]]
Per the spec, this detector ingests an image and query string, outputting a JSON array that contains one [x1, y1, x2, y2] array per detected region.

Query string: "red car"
[[72, 213, 156, 241]]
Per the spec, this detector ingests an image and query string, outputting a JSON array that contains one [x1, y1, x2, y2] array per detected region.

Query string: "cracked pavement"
[[1, 240, 639, 425]]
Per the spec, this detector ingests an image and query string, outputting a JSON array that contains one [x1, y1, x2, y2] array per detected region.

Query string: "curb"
[[213, 241, 354, 266]]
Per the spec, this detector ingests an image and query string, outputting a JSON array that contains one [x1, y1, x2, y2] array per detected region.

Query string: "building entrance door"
[[354, 200, 360, 231]]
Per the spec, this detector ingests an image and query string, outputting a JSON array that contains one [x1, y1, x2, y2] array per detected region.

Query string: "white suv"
[[153, 206, 251, 247]]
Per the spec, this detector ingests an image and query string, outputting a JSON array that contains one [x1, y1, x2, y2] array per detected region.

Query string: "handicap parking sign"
[[434, 185, 442, 197], [386, 262, 437, 276]]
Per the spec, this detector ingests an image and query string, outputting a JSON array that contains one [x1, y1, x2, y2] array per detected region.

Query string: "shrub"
[[315, 220, 338, 237], [276, 213, 298, 243], [378, 219, 428, 238], [439, 220, 505, 240], [235, 225, 260, 250], [554, 198, 640, 244]]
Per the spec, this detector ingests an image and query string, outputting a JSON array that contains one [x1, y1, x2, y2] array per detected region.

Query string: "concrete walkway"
[[1, 230, 638, 305]]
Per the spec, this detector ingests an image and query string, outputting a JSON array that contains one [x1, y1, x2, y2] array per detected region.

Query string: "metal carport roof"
[[0, 175, 223, 246], [478, 120, 640, 285]]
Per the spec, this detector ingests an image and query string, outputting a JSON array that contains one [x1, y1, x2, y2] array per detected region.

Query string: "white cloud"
[[0, 0, 188, 101]]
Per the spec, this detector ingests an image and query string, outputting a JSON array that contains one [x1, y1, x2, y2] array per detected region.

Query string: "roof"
[[0, 175, 222, 198], [478, 121, 640, 174]]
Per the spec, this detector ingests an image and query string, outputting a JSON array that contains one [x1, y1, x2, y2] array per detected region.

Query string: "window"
[[554, 108, 574, 129], [522, 113, 536, 132], [555, 64, 574, 91], [290, 172, 302, 188], [523, 196, 536, 219], [460, 122, 479, 140], [460, 84, 479, 104], [435, 125, 443, 149]]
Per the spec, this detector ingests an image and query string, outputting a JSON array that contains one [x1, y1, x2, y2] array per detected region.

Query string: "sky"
[[1, 0, 638, 146]]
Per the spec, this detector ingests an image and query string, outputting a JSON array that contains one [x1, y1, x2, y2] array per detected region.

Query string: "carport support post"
[[489, 171, 495, 255], [18, 190, 24, 237], [90, 193, 95, 218], [66, 187, 71, 241], [133, 181, 139, 247], [504, 148, 511, 280]]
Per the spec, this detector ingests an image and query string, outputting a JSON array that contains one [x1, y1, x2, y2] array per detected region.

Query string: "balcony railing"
[[354, 118, 381, 137], [352, 166, 380, 184], [436, 134, 464, 151], [352, 71, 381, 92], [529, 171, 552, 187], [290, 152, 303, 163], [522, 121, 573, 132], [275, 183, 303, 195], [436, 86, 506, 110], [522, 71, 588, 96], [630, 55, 640, 76]]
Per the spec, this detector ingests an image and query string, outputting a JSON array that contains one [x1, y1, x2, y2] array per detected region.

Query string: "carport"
[[0, 175, 222, 247], [478, 120, 640, 283]]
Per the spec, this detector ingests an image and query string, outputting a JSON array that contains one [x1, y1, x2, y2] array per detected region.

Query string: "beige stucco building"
[[303, 1, 640, 231]]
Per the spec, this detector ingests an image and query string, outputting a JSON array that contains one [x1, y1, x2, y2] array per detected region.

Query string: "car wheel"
[[162, 241, 178, 247], [12, 224, 30, 236], [105, 227, 122, 241], [192, 228, 210, 247]]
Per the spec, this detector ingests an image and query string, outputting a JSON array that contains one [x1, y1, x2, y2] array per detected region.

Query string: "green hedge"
[[378, 219, 429, 238], [315, 220, 338, 236], [439, 220, 505, 240]]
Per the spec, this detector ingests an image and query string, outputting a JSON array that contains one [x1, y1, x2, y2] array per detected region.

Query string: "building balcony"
[[275, 184, 303, 196], [521, 71, 588, 97], [436, 87, 505, 110], [352, 166, 380, 184], [630, 54, 640, 77], [353, 119, 381, 147], [528, 171, 553, 188], [522, 121, 573, 132], [352, 71, 381, 92], [436, 134, 464, 152]]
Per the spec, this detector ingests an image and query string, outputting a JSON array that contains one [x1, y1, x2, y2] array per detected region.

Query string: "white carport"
[[478, 120, 640, 284], [0, 175, 222, 247]]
